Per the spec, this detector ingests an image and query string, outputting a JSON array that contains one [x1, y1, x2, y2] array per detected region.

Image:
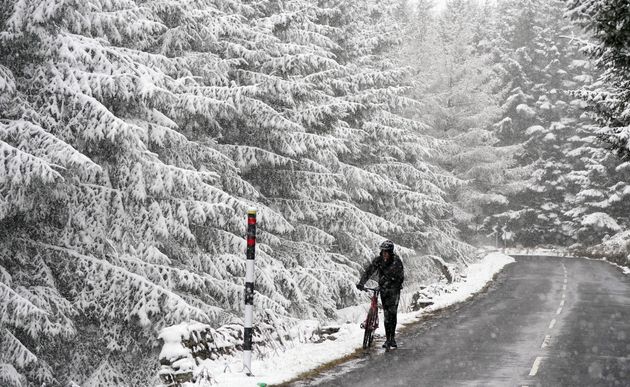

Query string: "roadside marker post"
[[244, 208, 257, 376]]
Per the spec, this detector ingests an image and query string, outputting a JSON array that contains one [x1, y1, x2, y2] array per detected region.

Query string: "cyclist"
[[356, 240, 404, 348]]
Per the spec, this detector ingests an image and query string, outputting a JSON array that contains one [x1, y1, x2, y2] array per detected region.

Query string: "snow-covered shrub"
[[158, 322, 219, 386]]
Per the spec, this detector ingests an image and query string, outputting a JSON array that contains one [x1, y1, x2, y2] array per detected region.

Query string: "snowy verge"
[[191, 252, 515, 387]]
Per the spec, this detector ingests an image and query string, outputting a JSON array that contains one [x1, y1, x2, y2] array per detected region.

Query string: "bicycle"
[[360, 286, 380, 349]]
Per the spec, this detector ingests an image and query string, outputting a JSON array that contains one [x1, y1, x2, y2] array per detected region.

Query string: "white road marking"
[[541, 335, 551, 348], [523, 265, 567, 379], [529, 356, 543, 376]]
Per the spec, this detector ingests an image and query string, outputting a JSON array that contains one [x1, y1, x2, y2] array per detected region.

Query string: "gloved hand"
[[356, 283, 365, 291]]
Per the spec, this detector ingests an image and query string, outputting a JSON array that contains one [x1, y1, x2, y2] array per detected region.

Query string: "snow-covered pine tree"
[[233, 0, 472, 298], [420, 0, 503, 134], [563, 138, 630, 246], [397, 0, 515, 245], [567, 0, 630, 160], [196, 0, 377, 320], [0, 0, 298, 384], [558, 55, 630, 247], [332, 0, 475, 268], [562, 0, 630, 246], [478, 0, 606, 246], [1, 0, 477, 384]]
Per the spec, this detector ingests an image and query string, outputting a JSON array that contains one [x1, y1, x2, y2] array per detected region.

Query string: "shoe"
[[389, 338, 397, 348], [382, 340, 390, 348]]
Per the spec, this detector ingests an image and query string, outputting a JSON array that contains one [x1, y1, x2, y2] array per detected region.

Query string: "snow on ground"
[[205, 252, 515, 387], [425, 252, 515, 310], [500, 247, 573, 256]]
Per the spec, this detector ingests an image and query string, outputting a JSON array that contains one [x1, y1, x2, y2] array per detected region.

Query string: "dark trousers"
[[380, 288, 400, 340]]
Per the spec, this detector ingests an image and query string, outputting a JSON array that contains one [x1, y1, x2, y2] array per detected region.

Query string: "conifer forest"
[[1, 0, 630, 385]]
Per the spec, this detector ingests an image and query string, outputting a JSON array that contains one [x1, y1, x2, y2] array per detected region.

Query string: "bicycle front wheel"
[[362, 310, 376, 349], [362, 325, 373, 349]]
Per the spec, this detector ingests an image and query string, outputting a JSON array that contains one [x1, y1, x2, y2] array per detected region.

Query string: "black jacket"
[[358, 253, 404, 290]]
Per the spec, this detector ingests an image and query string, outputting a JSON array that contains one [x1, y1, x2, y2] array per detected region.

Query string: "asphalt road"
[[293, 256, 630, 387]]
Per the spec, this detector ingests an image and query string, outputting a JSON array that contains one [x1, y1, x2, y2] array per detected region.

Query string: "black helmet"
[[380, 240, 394, 252]]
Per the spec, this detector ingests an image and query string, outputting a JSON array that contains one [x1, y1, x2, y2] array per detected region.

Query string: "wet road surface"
[[290, 256, 630, 387]]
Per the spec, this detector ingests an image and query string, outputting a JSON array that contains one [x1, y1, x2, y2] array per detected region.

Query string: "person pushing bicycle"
[[356, 240, 404, 348]]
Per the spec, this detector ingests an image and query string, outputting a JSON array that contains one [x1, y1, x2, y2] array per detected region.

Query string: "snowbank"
[[424, 252, 515, 310], [177, 252, 515, 387]]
